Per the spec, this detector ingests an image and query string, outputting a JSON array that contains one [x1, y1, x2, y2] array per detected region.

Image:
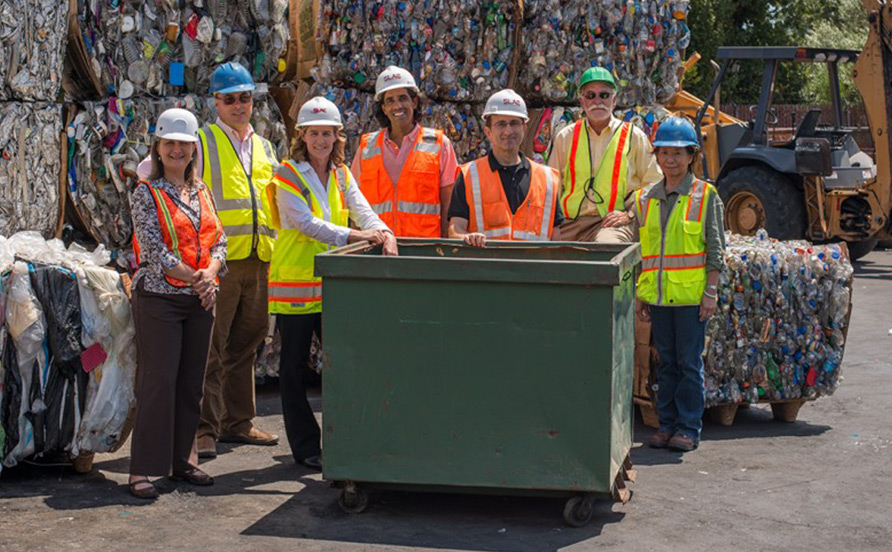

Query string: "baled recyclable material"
[[67, 92, 289, 248], [0, 0, 70, 101], [73, 0, 289, 98], [704, 231, 853, 407], [0, 102, 62, 239], [518, 0, 688, 106], [314, 0, 519, 102]]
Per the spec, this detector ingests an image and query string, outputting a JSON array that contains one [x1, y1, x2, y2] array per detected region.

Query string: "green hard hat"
[[579, 66, 617, 90]]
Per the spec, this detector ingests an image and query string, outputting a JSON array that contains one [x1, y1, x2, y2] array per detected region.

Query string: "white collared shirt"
[[276, 161, 389, 246]]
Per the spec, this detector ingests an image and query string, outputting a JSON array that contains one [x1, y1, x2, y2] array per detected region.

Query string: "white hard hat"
[[296, 96, 343, 128], [154, 108, 200, 142], [375, 65, 419, 101], [482, 89, 529, 122]]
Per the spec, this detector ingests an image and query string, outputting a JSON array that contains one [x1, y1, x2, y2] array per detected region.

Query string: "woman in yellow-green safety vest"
[[634, 117, 726, 453], [266, 96, 397, 471]]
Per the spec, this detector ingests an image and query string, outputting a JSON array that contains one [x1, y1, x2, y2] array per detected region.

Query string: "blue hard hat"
[[209, 62, 256, 95], [652, 117, 700, 148]]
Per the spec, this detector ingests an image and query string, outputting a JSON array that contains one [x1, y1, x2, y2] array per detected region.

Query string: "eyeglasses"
[[216, 93, 253, 105], [580, 91, 614, 101], [491, 119, 525, 130]]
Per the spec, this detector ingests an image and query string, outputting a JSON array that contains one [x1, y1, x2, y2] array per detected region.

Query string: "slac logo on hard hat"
[[297, 97, 343, 128], [483, 89, 529, 121], [503, 98, 523, 106]]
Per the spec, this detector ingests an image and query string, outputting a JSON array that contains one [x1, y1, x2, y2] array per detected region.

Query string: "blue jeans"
[[650, 305, 706, 441]]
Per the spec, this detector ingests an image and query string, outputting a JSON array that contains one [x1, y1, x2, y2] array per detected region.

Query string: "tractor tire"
[[845, 236, 879, 261], [717, 165, 807, 240]]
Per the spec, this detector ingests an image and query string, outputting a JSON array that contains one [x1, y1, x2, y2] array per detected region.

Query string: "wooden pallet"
[[637, 397, 810, 428]]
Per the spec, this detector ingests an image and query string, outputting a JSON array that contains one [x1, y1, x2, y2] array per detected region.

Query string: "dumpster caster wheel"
[[563, 495, 595, 527], [338, 486, 369, 514]]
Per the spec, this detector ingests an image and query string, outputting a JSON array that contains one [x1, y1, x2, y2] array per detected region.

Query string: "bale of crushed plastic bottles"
[[517, 0, 689, 106], [66, 91, 289, 250], [704, 231, 854, 407], [314, 0, 522, 102]]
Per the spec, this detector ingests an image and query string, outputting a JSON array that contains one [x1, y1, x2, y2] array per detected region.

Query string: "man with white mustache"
[[548, 67, 662, 242], [351, 66, 458, 238]]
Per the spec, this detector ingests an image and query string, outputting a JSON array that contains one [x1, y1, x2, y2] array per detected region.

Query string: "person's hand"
[[463, 233, 487, 247], [192, 267, 218, 294], [382, 232, 398, 256], [198, 284, 217, 311], [354, 229, 386, 245], [602, 210, 633, 228], [700, 293, 717, 321], [636, 299, 651, 322]]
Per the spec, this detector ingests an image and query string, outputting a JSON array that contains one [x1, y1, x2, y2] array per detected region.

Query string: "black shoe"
[[298, 454, 322, 471]]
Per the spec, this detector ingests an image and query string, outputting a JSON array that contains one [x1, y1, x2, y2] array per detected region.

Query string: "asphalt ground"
[[1, 248, 890, 552]]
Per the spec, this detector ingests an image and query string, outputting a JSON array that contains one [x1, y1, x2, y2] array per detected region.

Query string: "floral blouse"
[[129, 178, 227, 295]]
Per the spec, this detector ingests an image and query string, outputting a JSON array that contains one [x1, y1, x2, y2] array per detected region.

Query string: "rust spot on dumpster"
[[547, 430, 560, 438], [383, 400, 390, 413]]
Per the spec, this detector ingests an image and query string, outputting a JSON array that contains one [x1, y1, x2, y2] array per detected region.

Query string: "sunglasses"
[[580, 91, 614, 101], [216, 93, 253, 105]]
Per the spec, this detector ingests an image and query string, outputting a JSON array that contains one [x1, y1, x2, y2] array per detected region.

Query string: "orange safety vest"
[[459, 157, 559, 241], [358, 127, 443, 237], [133, 181, 223, 288]]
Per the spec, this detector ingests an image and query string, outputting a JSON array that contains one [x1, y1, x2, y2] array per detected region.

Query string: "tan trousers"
[[199, 257, 270, 439], [559, 215, 637, 243]]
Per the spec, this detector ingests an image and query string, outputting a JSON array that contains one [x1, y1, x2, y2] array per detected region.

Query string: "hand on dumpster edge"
[[602, 210, 633, 228], [463, 233, 487, 248], [382, 232, 399, 256]]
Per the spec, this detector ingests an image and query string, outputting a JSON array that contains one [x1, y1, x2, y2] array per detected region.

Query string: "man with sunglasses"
[[547, 67, 662, 242], [448, 89, 563, 246], [351, 65, 458, 238], [192, 62, 280, 458]]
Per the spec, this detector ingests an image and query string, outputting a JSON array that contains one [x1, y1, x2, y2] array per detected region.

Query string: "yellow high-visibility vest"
[[561, 120, 631, 219], [635, 178, 714, 306], [200, 124, 277, 261], [267, 160, 349, 315]]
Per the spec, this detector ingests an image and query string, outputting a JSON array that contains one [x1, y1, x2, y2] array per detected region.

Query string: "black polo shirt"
[[448, 152, 565, 226]]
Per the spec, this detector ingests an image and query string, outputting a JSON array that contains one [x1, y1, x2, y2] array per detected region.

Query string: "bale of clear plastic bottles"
[[72, 0, 290, 98], [518, 0, 689, 105], [704, 230, 854, 407], [67, 91, 289, 249], [306, 82, 489, 163], [314, 0, 519, 102]]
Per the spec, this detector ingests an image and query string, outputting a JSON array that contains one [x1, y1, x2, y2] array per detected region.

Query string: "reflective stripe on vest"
[[635, 179, 712, 306], [200, 124, 276, 261], [463, 157, 557, 241], [358, 127, 442, 237], [562, 120, 632, 219], [268, 163, 350, 315]]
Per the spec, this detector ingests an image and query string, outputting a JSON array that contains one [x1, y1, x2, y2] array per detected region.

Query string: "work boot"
[[668, 433, 698, 452], [648, 430, 673, 449], [197, 435, 218, 459], [218, 427, 279, 446]]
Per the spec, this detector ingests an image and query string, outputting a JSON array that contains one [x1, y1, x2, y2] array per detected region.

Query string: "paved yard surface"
[[1, 249, 890, 552]]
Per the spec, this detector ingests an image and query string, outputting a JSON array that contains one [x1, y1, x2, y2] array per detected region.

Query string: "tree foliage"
[[684, 0, 865, 105]]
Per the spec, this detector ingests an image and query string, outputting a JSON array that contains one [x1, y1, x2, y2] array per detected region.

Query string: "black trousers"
[[277, 313, 322, 462]]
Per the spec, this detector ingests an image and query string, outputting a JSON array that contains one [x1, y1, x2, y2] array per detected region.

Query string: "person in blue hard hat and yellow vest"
[[548, 67, 662, 242], [633, 117, 726, 453], [267, 96, 397, 471], [195, 62, 280, 458]]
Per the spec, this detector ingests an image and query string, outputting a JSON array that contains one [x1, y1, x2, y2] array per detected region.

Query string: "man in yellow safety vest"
[[548, 67, 662, 242], [195, 62, 280, 458]]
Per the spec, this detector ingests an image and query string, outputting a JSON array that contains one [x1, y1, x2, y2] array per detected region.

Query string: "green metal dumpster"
[[315, 239, 640, 526]]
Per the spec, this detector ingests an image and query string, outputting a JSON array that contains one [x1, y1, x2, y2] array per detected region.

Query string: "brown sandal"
[[169, 468, 214, 486], [128, 478, 159, 500]]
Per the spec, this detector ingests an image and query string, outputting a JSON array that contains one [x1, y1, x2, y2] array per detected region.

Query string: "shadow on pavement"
[[242, 484, 624, 552], [853, 256, 892, 281]]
